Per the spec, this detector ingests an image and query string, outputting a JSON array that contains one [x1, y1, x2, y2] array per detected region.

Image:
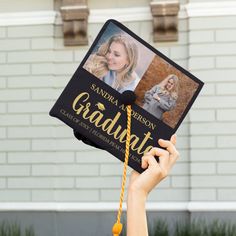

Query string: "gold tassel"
[[112, 105, 132, 236]]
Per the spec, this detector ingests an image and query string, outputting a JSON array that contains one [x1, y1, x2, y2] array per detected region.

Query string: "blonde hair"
[[158, 74, 179, 99], [84, 34, 139, 89]]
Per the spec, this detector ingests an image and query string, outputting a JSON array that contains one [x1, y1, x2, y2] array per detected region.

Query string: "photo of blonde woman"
[[84, 34, 140, 93], [143, 74, 179, 120], [134, 54, 200, 128], [83, 22, 155, 94]]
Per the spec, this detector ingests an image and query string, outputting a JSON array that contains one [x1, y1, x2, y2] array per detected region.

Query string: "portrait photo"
[[134, 55, 200, 128], [83, 21, 155, 93], [82, 20, 202, 130]]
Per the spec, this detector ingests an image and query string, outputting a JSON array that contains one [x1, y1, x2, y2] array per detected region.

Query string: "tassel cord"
[[112, 105, 132, 236]]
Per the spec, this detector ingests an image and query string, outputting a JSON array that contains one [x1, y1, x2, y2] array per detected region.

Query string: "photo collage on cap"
[[83, 21, 200, 129]]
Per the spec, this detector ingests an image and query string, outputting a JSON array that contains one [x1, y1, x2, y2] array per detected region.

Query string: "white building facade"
[[0, 0, 236, 235]]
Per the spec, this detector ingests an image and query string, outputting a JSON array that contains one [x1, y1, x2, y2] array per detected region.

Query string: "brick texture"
[[0, 9, 236, 204], [189, 14, 236, 201]]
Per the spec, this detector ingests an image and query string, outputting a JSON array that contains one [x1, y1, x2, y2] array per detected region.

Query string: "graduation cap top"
[[50, 19, 203, 173], [49, 19, 204, 235]]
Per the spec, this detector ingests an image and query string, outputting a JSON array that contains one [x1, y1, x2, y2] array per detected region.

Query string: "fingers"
[[158, 137, 179, 161], [170, 134, 177, 145], [146, 147, 170, 157], [141, 135, 179, 172], [142, 147, 169, 169], [141, 153, 158, 169]]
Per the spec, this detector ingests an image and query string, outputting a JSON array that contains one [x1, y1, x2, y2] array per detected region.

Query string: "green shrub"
[[149, 219, 168, 236], [172, 219, 236, 236], [175, 219, 205, 236], [0, 222, 35, 236], [205, 220, 236, 236], [119, 218, 236, 236]]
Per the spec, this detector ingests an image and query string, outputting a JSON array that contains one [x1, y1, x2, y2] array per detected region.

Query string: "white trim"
[[0, 7, 187, 27], [150, 0, 179, 5], [54, 7, 152, 25], [89, 7, 152, 23], [185, 1, 236, 17], [88, 6, 188, 23], [60, 5, 88, 10], [0, 11, 56, 26], [0, 2, 236, 26], [1, 202, 236, 212], [188, 202, 236, 212]]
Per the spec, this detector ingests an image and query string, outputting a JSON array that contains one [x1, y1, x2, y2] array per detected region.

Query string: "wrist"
[[128, 185, 148, 201]]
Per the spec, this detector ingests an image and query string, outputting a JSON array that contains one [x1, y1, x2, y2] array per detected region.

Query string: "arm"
[[127, 174, 148, 236], [127, 135, 179, 236], [158, 96, 176, 111], [144, 85, 159, 102]]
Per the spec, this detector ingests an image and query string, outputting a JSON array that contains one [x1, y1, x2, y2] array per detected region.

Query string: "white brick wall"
[[0, 140, 31, 151], [0, 128, 6, 139], [100, 163, 126, 176], [190, 43, 236, 56], [189, 57, 215, 70], [218, 189, 236, 201], [76, 150, 119, 163], [217, 109, 236, 121], [148, 189, 189, 201], [190, 163, 216, 174], [171, 176, 189, 188], [101, 189, 126, 201], [190, 149, 236, 162], [31, 164, 99, 176], [76, 177, 122, 188], [1, 114, 31, 126], [0, 27, 6, 38], [189, 30, 214, 43], [8, 101, 52, 113], [189, 16, 236, 30], [191, 189, 216, 201], [8, 177, 75, 189], [0, 39, 30, 51], [216, 29, 236, 42], [32, 189, 99, 201], [0, 89, 30, 101], [31, 38, 54, 49], [189, 11, 236, 201], [7, 25, 53, 38], [0, 64, 30, 76], [1, 1, 236, 205], [8, 152, 75, 163], [0, 178, 6, 188], [0, 53, 6, 63], [0, 190, 31, 201], [0, 153, 6, 163]]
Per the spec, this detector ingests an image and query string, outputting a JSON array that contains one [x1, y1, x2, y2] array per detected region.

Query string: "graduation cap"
[[49, 19, 204, 236]]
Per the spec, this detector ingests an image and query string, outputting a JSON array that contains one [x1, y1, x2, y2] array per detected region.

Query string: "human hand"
[[128, 134, 179, 198], [153, 94, 161, 101]]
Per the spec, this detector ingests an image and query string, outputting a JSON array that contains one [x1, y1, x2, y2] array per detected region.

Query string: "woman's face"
[[166, 78, 175, 91], [105, 42, 128, 71]]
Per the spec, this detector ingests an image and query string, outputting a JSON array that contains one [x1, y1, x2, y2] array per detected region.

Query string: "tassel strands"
[[112, 105, 132, 236]]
